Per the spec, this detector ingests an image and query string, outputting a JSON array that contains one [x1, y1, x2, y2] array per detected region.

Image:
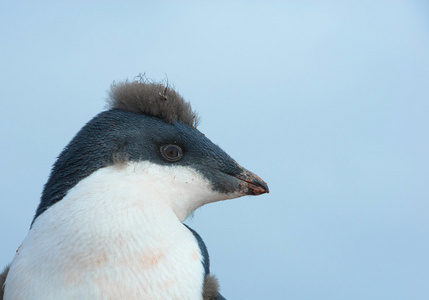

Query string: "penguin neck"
[[33, 162, 198, 248], [6, 163, 206, 299]]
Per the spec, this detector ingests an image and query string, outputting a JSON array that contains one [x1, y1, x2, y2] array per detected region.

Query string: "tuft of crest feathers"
[[107, 79, 199, 128]]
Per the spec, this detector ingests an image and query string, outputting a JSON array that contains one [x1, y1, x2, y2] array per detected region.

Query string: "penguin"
[[1, 79, 269, 300]]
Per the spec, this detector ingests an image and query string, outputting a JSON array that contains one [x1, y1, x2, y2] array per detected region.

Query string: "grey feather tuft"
[[203, 275, 220, 300], [0, 264, 10, 300], [107, 78, 200, 127]]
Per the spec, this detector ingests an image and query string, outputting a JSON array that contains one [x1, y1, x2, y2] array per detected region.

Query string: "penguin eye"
[[160, 145, 183, 162]]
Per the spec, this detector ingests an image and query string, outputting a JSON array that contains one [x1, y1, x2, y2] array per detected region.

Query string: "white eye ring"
[[160, 145, 183, 162]]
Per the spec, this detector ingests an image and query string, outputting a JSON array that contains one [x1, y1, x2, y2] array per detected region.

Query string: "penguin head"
[[33, 80, 269, 224]]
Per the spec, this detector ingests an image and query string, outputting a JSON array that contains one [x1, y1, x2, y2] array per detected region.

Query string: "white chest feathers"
[[4, 162, 227, 300]]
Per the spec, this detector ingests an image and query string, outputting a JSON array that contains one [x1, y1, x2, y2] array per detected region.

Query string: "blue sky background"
[[1, 1, 429, 299]]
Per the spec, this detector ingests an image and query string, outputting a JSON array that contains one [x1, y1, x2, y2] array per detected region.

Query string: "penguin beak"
[[233, 167, 269, 196]]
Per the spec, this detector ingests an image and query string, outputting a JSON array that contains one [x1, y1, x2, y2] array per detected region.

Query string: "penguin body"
[[3, 80, 268, 300]]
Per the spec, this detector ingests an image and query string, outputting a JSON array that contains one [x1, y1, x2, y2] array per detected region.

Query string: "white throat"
[[5, 161, 230, 300]]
